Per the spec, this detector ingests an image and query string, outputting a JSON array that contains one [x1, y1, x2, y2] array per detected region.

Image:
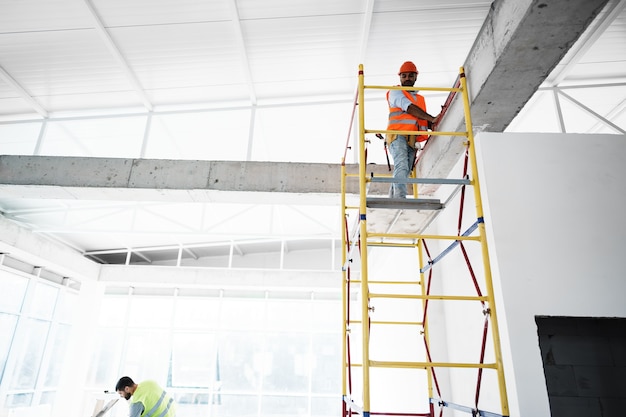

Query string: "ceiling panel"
[[236, 0, 365, 20], [91, 0, 232, 26], [109, 21, 248, 103], [364, 3, 491, 87], [0, 0, 91, 32], [0, 29, 136, 110], [244, 14, 362, 83]]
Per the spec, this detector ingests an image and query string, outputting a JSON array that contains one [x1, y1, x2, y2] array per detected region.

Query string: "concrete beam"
[[0, 155, 391, 202], [417, 0, 609, 184], [99, 264, 341, 291], [0, 216, 100, 281]]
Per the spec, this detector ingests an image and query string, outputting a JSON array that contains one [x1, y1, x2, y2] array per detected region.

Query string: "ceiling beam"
[[82, 0, 153, 111], [0, 65, 48, 118], [99, 264, 340, 290], [416, 0, 610, 184], [0, 216, 100, 281], [227, 0, 259, 161], [358, 0, 376, 64], [228, 0, 257, 106], [0, 155, 390, 202]]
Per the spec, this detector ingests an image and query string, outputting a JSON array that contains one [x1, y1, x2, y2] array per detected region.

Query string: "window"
[[95, 289, 341, 417], [0, 269, 78, 414]]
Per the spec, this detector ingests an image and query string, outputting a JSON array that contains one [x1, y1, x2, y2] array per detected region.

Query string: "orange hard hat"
[[398, 61, 418, 75]]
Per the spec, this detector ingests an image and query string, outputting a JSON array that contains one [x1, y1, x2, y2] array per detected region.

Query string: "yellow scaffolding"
[[341, 65, 509, 417]]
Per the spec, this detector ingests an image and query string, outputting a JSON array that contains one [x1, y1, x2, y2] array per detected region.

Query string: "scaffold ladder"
[[340, 65, 510, 417]]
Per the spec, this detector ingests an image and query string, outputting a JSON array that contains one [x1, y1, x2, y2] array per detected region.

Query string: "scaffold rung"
[[368, 360, 497, 369], [369, 293, 489, 302], [369, 176, 471, 185], [429, 398, 507, 417], [366, 197, 443, 210]]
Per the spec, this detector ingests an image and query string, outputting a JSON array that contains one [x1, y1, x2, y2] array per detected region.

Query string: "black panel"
[[536, 316, 626, 417]]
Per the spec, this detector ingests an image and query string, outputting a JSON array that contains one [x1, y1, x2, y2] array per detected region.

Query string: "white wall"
[[474, 132, 626, 416]]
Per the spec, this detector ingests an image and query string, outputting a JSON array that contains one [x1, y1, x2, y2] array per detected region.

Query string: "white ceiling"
[[0, 0, 493, 116], [0, 0, 625, 267]]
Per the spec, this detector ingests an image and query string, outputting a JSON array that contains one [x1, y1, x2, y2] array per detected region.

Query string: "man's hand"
[[406, 104, 435, 122]]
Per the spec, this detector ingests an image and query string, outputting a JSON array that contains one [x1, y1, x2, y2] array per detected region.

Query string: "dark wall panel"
[[536, 316, 626, 417]]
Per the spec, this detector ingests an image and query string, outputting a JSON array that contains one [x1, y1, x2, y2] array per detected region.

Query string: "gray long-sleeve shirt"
[[129, 401, 144, 417]]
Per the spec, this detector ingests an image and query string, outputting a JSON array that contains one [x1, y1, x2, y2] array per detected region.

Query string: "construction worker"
[[115, 376, 177, 417], [386, 61, 439, 198]]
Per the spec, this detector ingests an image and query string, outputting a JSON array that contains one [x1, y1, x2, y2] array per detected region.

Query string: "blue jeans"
[[388, 136, 416, 198]]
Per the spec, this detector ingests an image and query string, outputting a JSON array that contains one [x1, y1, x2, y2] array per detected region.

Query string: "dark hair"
[[115, 376, 135, 391]]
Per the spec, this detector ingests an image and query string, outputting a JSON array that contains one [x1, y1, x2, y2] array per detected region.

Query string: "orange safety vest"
[[387, 90, 429, 142]]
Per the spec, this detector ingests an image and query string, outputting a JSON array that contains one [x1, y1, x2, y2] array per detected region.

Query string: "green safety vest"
[[131, 380, 176, 417]]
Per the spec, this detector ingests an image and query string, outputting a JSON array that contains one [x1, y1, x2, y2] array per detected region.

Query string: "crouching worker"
[[116, 376, 177, 417]]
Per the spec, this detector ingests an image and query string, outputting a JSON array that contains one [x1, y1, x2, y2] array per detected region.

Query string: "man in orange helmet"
[[386, 61, 439, 198]]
